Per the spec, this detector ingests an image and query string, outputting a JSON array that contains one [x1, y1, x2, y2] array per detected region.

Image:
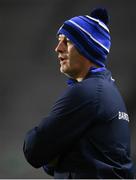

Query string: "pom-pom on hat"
[[57, 8, 111, 67]]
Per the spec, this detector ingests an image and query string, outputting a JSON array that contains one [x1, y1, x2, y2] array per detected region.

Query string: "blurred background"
[[0, 0, 135, 178]]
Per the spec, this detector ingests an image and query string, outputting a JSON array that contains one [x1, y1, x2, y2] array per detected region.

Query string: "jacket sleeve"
[[23, 84, 97, 168]]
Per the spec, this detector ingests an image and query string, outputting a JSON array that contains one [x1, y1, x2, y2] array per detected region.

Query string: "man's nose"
[[55, 41, 66, 53]]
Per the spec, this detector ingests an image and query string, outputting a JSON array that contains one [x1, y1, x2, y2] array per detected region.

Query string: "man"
[[23, 8, 135, 178]]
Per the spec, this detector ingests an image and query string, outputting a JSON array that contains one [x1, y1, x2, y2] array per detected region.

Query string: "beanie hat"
[[57, 8, 111, 67]]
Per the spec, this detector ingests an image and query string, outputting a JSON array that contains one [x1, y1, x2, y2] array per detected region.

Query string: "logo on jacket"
[[118, 111, 129, 122]]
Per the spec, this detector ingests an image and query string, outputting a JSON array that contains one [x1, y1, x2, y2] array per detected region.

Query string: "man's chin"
[[60, 67, 67, 74], [60, 68, 72, 78]]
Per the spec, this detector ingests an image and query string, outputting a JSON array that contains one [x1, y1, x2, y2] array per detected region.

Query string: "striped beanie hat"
[[57, 8, 111, 67]]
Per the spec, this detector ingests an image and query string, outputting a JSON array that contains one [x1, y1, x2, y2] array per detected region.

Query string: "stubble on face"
[[60, 59, 83, 78], [60, 45, 85, 78]]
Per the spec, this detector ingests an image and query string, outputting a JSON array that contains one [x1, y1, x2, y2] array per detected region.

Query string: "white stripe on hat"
[[86, 15, 109, 32], [68, 20, 109, 53]]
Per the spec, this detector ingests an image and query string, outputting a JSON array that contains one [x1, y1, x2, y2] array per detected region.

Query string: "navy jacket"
[[23, 68, 134, 179]]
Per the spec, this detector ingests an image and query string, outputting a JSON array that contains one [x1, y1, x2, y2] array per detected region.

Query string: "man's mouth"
[[58, 56, 68, 64], [60, 59, 68, 65], [59, 56, 67, 60]]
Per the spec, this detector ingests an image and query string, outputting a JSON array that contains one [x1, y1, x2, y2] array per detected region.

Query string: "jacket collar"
[[67, 66, 107, 86]]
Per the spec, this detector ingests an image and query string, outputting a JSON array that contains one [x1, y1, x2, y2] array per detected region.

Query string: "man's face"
[[55, 34, 87, 78]]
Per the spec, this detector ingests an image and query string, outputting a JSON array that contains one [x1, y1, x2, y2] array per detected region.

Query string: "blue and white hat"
[[57, 8, 111, 67]]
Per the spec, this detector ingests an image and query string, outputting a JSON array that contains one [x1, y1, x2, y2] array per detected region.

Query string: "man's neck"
[[76, 65, 92, 82]]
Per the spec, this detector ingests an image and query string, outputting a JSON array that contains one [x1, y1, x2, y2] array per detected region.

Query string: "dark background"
[[0, 0, 135, 178]]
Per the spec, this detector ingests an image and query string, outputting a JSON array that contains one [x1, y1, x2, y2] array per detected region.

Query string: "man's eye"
[[63, 39, 69, 45], [57, 37, 72, 45], [66, 39, 71, 45], [67, 40, 71, 43]]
